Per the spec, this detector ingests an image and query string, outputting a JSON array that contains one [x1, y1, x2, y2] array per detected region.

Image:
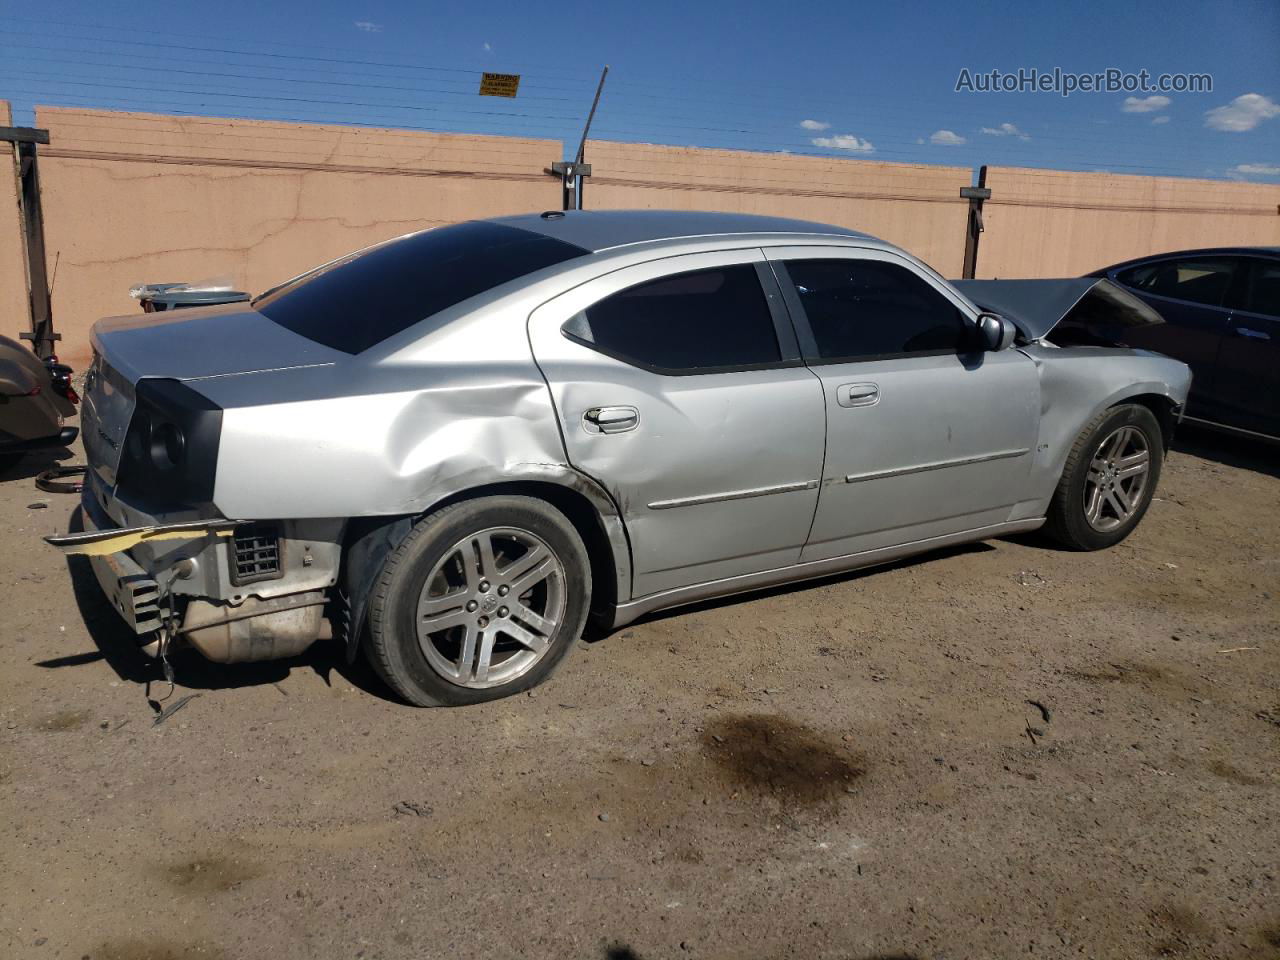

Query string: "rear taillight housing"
[[43, 355, 79, 404], [115, 378, 223, 510]]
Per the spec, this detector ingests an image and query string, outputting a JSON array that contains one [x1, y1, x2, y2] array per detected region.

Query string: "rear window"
[[255, 221, 588, 354]]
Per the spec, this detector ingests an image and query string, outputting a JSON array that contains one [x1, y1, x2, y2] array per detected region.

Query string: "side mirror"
[[977, 312, 1018, 351]]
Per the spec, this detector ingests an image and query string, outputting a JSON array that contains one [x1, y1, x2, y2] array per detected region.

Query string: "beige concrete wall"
[[36, 108, 562, 364], [22, 107, 1280, 363], [980, 166, 1280, 278], [586, 141, 972, 278], [0, 101, 31, 348]]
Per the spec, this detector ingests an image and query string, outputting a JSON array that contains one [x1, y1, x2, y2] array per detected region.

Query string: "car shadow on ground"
[[34, 507, 399, 706], [605, 947, 920, 960], [1171, 424, 1278, 479], [0, 445, 78, 484], [590, 541, 998, 639]]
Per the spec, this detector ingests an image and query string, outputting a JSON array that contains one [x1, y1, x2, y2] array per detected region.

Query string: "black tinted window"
[[566, 265, 781, 372], [257, 221, 587, 354], [1244, 258, 1280, 317], [1114, 257, 1236, 308], [785, 259, 968, 360]]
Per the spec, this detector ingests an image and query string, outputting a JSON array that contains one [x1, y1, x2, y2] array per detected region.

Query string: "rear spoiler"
[[129, 283, 250, 314], [950, 278, 1164, 343]]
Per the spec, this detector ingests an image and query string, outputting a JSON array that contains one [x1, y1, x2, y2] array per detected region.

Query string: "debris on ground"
[[393, 801, 433, 818], [151, 693, 201, 727], [1015, 570, 1048, 587], [1026, 699, 1053, 723]]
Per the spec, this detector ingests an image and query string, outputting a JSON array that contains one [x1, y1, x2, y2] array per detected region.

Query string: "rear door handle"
[[583, 405, 640, 434], [836, 382, 880, 408], [1235, 326, 1271, 341]]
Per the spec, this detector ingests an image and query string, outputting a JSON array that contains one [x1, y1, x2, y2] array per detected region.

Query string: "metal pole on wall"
[[2, 125, 58, 359], [960, 165, 991, 280], [552, 66, 609, 211]]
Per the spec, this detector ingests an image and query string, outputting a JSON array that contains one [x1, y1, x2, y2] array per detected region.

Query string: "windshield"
[[255, 221, 589, 354]]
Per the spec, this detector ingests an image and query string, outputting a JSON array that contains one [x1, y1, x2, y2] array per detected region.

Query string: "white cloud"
[[1150, 115, 1171, 125], [929, 129, 966, 146], [810, 134, 875, 153], [483, 41, 492, 52], [1205, 93, 1280, 132], [979, 122, 1030, 140], [354, 20, 383, 32], [799, 119, 831, 131], [1122, 95, 1171, 113], [1232, 162, 1280, 177], [915, 137, 925, 145]]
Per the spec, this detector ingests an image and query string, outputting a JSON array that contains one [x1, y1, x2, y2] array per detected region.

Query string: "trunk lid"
[[92, 303, 342, 384], [84, 303, 340, 486]]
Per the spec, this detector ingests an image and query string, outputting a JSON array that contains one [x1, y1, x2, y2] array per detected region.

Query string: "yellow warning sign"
[[479, 73, 521, 98]]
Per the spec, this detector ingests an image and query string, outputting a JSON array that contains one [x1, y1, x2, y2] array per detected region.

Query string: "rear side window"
[[563, 265, 781, 373], [1114, 257, 1236, 308], [256, 221, 588, 354], [785, 258, 968, 361]]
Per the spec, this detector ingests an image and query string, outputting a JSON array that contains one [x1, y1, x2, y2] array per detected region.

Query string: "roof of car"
[[491, 209, 878, 253], [1092, 246, 1280, 273]]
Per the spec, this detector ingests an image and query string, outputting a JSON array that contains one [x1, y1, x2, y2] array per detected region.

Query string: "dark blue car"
[[1088, 248, 1280, 441]]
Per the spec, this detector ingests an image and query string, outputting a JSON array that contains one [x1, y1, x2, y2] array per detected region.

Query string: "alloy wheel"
[[415, 526, 566, 688], [1083, 425, 1151, 532]]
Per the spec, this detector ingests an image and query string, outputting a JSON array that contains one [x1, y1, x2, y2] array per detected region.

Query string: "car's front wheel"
[[366, 496, 591, 706], [1045, 403, 1164, 551]]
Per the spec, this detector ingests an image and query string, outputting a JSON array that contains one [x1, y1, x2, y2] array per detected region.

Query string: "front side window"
[[1114, 257, 1236, 309], [784, 258, 968, 361], [564, 264, 781, 373]]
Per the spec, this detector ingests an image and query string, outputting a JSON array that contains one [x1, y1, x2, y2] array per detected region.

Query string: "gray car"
[[50, 211, 1191, 706]]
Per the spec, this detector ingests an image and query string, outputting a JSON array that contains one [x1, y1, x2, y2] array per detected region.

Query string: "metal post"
[[2, 126, 57, 358], [960, 166, 990, 281]]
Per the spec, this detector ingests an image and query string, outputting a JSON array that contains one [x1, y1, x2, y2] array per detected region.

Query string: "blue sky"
[[1, 0, 1277, 181]]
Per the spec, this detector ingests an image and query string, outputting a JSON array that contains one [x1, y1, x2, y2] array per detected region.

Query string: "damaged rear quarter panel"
[[196, 306, 571, 521]]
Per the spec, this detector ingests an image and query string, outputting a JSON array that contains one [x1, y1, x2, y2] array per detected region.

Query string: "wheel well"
[[1115, 393, 1179, 450], [430, 480, 620, 621]]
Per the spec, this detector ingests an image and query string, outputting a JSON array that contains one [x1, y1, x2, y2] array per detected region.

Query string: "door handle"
[[1235, 326, 1272, 341], [836, 382, 880, 408], [583, 405, 640, 434]]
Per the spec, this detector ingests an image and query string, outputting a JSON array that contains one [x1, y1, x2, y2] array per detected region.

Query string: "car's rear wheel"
[[1044, 403, 1163, 551], [366, 496, 591, 706]]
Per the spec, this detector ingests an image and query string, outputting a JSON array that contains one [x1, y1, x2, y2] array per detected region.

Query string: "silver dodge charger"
[[52, 211, 1191, 706]]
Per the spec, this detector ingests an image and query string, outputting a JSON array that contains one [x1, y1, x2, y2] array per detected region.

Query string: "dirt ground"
[[1, 430, 1277, 960]]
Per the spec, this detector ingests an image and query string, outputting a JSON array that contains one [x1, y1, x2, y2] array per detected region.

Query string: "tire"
[[366, 495, 592, 706], [1044, 403, 1164, 551]]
